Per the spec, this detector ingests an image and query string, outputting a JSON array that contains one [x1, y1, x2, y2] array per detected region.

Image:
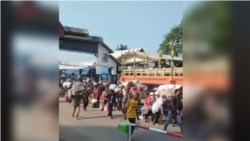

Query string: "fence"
[[123, 67, 183, 76], [126, 122, 183, 141]]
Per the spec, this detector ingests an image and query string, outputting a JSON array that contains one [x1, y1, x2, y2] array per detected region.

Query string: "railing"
[[125, 122, 183, 141], [122, 67, 183, 76]]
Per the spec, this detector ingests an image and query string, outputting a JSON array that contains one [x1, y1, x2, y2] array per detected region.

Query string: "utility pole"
[[170, 41, 176, 79]]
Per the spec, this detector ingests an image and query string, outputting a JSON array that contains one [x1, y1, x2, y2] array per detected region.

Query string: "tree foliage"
[[159, 20, 183, 56], [184, 1, 229, 55]]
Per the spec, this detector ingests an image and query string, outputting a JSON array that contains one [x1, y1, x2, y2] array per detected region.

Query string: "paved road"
[[59, 97, 182, 141]]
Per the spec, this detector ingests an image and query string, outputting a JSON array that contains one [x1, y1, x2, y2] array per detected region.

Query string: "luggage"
[[118, 121, 129, 133], [132, 79, 140, 85], [92, 103, 97, 108], [126, 82, 135, 89], [91, 99, 97, 104], [114, 87, 120, 93], [73, 87, 85, 96], [109, 84, 117, 90]]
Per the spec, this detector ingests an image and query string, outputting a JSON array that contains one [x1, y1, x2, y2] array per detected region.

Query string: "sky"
[[59, 1, 184, 63]]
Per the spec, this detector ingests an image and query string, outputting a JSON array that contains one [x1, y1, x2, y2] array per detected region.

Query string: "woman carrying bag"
[[124, 91, 140, 138]]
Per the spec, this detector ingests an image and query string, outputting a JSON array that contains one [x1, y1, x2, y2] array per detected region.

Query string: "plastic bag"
[[91, 99, 97, 104], [114, 87, 120, 93], [109, 84, 117, 90]]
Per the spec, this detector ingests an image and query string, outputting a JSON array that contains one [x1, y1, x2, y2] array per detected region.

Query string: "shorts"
[[73, 103, 80, 108]]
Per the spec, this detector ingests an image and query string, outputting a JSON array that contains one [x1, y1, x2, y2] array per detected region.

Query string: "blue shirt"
[[108, 95, 116, 106]]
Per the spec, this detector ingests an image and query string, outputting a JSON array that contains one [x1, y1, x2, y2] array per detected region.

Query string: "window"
[[102, 53, 108, 62]]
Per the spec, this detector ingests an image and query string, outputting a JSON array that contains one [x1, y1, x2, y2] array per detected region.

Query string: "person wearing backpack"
[[163, 89, 183, 134], [71, 88, 83, 120]]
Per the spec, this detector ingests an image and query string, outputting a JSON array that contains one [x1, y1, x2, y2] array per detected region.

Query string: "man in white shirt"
[[151, 95, 167, 125], [154, 91, 159, 99]]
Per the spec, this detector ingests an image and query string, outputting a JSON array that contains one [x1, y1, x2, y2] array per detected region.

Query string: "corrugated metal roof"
[[110, 48, 144, 58], [64, 26, 89, 35], [147, 53, 183, 61]]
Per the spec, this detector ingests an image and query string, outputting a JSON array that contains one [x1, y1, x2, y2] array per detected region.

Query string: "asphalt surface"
[[59, 96, 183, 141]]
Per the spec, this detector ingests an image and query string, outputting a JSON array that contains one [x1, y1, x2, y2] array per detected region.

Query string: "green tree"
[[184, 1, 229, 55], [159, 20, 183, 56]]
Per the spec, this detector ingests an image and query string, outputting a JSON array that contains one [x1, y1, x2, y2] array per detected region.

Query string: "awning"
[[81, 68, 90, 75], [101, 69, 108, 78], [102, 69, 109, 75], [65, 70, 80, 75]]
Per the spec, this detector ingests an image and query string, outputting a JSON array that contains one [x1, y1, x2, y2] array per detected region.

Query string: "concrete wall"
[[96, 44, 117, 75]]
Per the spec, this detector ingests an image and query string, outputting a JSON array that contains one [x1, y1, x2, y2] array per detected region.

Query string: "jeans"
[[128, 118, 136, 135], [108, 105, 113, 117], [163, 113, 183, 133], [117, 100, 122, 111]]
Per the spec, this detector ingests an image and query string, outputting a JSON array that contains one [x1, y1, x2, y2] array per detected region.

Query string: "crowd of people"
[[63, 78, 183, 135]]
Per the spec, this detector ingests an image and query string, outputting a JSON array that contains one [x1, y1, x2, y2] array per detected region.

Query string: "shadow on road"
[[59, 125, 182, 141]]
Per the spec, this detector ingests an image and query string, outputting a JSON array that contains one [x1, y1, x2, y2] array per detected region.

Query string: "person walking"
[[82, 89, 90, 111], [107, 89, 116, 119], [151, 95, 167, 125], [124, 91, 140, 138], [93, 85, 100, 108], [163, 90, 183, 134], [122, 87, 129, 113], [116, 86, 123, 111], [71, 88, 83, 120]]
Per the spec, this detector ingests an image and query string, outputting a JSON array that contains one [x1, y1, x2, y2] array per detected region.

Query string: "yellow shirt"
[[126, 98, 138, 119]]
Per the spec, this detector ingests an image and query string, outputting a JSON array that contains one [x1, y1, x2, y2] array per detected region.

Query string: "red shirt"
[[145, 97, 156, 106], [94, 89, 99, 99]]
